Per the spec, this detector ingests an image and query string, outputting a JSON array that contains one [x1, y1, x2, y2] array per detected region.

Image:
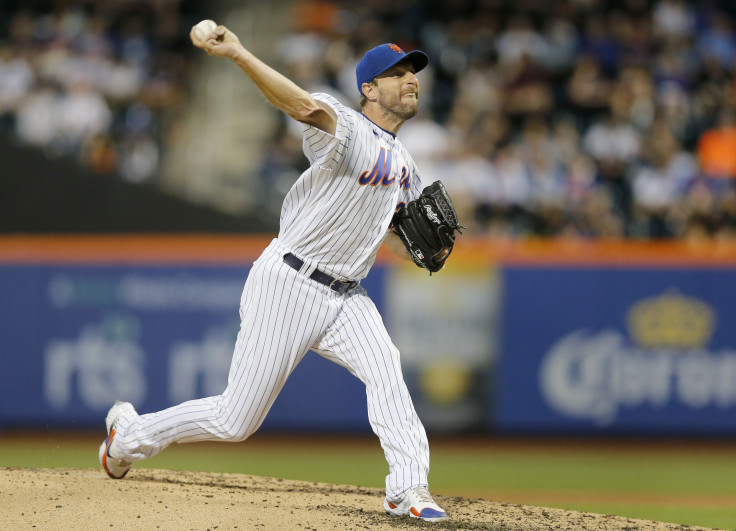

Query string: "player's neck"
[[361, 106, 404, 136]]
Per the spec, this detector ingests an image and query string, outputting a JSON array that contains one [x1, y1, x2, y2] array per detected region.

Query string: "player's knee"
[[219, 421, 254, 442], [213, 400, 257, 441]]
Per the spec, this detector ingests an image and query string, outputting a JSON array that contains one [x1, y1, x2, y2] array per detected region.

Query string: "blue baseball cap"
[[356, 43, 429, 95]]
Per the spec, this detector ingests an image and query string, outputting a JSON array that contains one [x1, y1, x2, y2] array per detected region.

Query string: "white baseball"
[[192, 19, 217, 44]]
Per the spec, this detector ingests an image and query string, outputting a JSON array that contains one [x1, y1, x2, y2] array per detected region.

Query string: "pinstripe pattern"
[[314, 290, 430, 499], [115, 241, 336, 456], [279, 93, 422, 281], [111, 94, 432, 501]]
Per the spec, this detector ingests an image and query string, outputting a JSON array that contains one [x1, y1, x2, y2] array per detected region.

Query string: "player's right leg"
[[313, 288, 448, 521], [99, 240, 337, 476]]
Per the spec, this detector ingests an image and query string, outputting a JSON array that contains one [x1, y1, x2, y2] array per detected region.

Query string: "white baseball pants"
[[113, 238, 430, 500]]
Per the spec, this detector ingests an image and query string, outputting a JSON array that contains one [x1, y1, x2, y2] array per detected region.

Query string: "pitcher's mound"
[[0, 467, 715, 530]]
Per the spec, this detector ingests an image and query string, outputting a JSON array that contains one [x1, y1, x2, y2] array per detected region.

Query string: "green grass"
[[430, 449, 736, 495], [2, 432, 736, 530], [427, 447, 736, 530], [553, 504, 736, 531]]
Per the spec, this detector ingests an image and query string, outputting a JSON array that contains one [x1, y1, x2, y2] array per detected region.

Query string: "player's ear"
[[361, 81, 377, 102]]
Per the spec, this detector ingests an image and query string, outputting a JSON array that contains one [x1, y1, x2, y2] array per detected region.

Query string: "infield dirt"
[[0, 467, 719, 530]]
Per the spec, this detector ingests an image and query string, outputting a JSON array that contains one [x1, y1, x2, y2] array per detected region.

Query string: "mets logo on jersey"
[[388, 43, 404, 54], [359, 147, 411, 189]]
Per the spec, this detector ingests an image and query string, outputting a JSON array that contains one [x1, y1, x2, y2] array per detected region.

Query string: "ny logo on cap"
[[388, 43, 403, 54]]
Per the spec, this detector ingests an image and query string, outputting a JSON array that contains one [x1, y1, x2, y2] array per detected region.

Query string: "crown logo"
[[627, 290, 715, 349]]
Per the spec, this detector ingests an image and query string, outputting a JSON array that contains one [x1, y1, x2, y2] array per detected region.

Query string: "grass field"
[[2, 430, 735, 530]]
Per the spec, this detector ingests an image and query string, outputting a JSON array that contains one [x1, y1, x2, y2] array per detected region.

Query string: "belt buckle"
[[331, 276, 356, 294], [329, 278, 345, 293]]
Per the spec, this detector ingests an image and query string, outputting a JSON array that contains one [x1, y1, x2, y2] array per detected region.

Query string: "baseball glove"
[[392, 180, 464, 274]]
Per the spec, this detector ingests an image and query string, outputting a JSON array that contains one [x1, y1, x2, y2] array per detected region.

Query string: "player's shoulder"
[[312, 93, 359, 121]]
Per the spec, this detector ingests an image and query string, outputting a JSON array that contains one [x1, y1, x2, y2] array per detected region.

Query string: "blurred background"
[[1, 0, 736, 237], [2, 1, 736, 528]]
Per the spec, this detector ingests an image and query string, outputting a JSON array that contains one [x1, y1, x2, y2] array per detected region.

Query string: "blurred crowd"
[[263, 0, 736, 240], [0, 0, 203, 183], [2, 0, 736, 240]]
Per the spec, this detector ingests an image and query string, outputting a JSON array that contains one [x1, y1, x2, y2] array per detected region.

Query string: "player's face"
[[374, 61, 419, 120]]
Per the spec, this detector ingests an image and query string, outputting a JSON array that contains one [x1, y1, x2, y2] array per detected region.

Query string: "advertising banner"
[[496, 267, 736, 434], [385, 264, 499, 432], [0, 264, 373, 431], [6, 237, 736, 436]]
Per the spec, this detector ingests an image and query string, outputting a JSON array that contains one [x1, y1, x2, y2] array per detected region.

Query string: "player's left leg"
[[100, 241, 337, 476], [313, 287, 448, 520]]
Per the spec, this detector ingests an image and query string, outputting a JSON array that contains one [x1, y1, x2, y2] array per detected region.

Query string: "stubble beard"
[[393, 101, 418, 121], [380, 90, 419, 122]]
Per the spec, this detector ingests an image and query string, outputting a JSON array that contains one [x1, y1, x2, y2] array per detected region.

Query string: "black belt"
[[283, 253, 359, 294]]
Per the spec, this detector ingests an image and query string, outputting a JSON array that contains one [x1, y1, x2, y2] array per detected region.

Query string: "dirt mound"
[[0, 467, 716, 530]]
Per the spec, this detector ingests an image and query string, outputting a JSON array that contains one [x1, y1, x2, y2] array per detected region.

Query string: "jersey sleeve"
[[300, 92, 353, 167]]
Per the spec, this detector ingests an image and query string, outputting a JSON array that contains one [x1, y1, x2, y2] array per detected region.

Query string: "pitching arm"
[[190, 23, 336, 135]]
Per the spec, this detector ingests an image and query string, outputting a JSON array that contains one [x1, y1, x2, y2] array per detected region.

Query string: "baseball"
[[192, 19, 217, 45]]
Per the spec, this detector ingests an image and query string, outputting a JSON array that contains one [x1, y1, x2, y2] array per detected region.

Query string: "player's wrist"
[[229, 46, 250, 65]]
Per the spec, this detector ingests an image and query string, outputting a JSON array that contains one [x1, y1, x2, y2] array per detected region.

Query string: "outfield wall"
[[2, 236, 736, 435]]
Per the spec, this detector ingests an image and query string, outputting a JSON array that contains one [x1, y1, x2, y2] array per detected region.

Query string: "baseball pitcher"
[[99, 20, 462, 523]]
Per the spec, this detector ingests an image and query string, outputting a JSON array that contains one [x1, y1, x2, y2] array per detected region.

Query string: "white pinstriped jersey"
[[278, 93, 423, 281]]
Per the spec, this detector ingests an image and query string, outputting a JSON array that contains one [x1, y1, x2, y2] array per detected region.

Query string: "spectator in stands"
[[630, 118, 697, 237], [696, 12, 736, 71], [57, 79, 112, 152], [14, 80, 59, 149], [697, 107, 736, 179], [652, 0, 697, 42], [0, 44, 34, 131]]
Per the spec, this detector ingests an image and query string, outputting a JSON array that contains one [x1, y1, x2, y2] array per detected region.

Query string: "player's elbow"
[[289, 97, 315, 118]]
